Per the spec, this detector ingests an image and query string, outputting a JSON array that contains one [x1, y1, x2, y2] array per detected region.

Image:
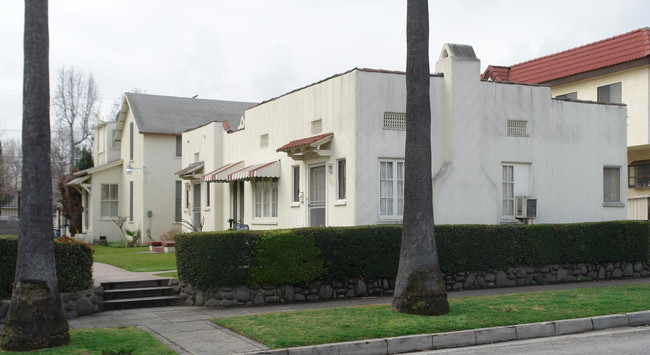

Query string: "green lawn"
[[0, 327, 175, 354], [214, 283, 650, 348], [93, 245, 177, 272]]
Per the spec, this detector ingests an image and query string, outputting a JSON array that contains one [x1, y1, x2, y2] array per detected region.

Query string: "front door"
[[193, 183, 201, 230], [309, 165, 326, 227]]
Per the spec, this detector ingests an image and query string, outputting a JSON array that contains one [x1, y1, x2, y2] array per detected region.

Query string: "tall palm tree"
[[0, 0, 70, 350], [391, 0, 449, 316]]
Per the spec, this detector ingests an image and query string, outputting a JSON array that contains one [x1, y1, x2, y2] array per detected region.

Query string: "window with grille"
[[311, 119, 322, 135], [383, 112, 406, 130], [507, 120, 528, 136]]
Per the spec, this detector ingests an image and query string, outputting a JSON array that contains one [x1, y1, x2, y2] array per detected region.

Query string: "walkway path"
[[71, 264, 650, 354]]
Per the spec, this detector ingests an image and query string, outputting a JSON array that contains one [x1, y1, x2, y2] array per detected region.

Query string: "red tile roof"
[[482, 66, 511, 81], [276, 132, 333, 152], [484, 27, 650, 84]]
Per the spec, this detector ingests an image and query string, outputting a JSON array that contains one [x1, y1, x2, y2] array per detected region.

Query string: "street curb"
[[248, 310, 650, 354]]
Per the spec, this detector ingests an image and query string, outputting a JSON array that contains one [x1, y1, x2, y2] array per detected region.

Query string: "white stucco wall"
[[181, 122, 225, 231], [220, 72, 358, 230]]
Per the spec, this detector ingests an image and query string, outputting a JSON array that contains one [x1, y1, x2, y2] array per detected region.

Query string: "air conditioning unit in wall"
[[515, 196, 537, 219]]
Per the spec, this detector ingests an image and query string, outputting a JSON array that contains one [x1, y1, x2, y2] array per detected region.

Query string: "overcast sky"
[[1, 0, 648, 142]]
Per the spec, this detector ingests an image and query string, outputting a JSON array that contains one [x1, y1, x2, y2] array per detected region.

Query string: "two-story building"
[[69, 93, 254, 243]]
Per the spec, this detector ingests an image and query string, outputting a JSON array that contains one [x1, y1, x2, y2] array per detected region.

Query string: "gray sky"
[[1, 0, 648, 142]]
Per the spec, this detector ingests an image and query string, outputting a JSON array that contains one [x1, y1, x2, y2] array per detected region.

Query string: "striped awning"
[[228, 160, 280, 181], [201, 161, 244, 183]]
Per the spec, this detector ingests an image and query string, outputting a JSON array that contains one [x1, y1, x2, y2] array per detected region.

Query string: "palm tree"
[[391, 0, 450, 316], [0, 0, 70, 350]]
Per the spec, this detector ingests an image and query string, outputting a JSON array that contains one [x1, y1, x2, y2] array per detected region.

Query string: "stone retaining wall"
[[0, 286, 103, 323], [177, 261, 649, 307]]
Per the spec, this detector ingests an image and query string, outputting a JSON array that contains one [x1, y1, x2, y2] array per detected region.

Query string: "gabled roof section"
[[482, 66, 511, 81], [484, 27, 650, 84], [115, 93, 256, 140]]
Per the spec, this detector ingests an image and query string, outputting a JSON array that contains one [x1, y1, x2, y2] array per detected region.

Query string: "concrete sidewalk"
[[92, 261, 175, 285], [71, 266, 650, 354]]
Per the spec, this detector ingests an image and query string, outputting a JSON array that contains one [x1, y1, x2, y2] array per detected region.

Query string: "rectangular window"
[[175, 181, 182, 222], [129, 181, 133, 222], [338, 159, 346, 200], [254, 178, 278, 218], [205, 182, 210, 208], [100, 184, 119, 218], [556, 92, 577, 100], [311, 119, 323, 135], [260, 134, 269, 148], [292, 166, 300, 203], [507, 120, 528, 136], [628, 161, 650, 188], [502, 163, 531, 218], [597, 82, 622, 103], [176, 136, 182, 157], [379, 160, 404, 217], [383, 112, 406, 130], [604, 167, 620, 203], [502, 165, 514, 217], [129, 122, 134, 161]]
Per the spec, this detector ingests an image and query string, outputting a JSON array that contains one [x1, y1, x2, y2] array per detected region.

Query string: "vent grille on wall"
[[384, 112, 406, 130]]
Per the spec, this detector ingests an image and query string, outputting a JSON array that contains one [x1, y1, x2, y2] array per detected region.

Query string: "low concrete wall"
[[0, 286, 103, 323], [176, 261, 649, 307]]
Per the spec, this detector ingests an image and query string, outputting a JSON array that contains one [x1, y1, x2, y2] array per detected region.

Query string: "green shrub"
[[175, 231, 259, 290], [251, 231, 324, 285], [175, 221, 649, 290], [0, 236, 94, 298]]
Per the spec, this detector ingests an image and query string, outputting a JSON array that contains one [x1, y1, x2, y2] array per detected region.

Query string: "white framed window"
[[260, 134, 269, 148], [379, 160, 404, 217], [311, 119, 322, 135], [337, 159, 346, 200], [603, 167, 621, 204], [292, 166, 300, 203], [597, 82, 622, 104], [502, 165, 514, 217], [254, 178, 278, 218], [100, 184, 119, 218], [383, 112, 406, 130], [501, 163, 531, 219]]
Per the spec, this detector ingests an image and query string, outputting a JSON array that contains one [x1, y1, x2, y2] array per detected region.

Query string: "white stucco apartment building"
[[179, 43, 627, 232]]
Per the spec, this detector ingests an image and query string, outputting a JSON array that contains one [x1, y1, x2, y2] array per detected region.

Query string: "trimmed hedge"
[[0, 236, 94, 298], [175, 221, 649, 290]]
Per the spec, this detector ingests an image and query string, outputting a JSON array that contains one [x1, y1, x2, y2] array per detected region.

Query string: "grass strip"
[[0, 327, 175, 354], [214, 283, 650, 348], [93, 245, 177, 272]]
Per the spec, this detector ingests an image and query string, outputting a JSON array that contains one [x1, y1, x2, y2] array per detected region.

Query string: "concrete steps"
[[101, 279, 183, 311]]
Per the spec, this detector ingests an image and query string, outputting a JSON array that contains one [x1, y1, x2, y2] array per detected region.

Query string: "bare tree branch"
[[51, 66, 100, 173]]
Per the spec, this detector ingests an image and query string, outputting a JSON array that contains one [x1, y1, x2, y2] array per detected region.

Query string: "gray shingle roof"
[[124, 93, 256, 135]]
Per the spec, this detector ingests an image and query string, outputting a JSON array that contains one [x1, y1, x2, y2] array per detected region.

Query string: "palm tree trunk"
[[391, 0, 449, 316], [0, 0, 70, 350]]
